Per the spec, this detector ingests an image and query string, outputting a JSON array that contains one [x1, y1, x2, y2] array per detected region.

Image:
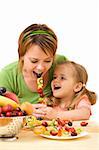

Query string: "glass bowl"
[[0, 116, 25, 140]]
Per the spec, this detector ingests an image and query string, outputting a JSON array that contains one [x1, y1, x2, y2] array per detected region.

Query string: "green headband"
[[23, 30, 54, 41]]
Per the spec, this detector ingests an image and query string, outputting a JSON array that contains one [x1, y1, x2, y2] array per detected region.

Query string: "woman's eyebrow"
[[29, 57, 52, 60]]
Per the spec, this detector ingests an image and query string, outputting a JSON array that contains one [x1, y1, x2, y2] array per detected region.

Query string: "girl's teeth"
[[54, 87, 61, 90]]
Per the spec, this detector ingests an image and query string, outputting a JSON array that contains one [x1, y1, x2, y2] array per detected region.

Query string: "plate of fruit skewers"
[[25, 116, 88, 140], [40, 131, 88, 140]]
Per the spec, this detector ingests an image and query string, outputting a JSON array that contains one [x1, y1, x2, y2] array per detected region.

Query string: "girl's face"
[[51, 64, 77, 98], [22, 44, 54, 78]]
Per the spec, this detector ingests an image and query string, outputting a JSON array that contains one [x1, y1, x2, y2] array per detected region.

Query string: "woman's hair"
[[47, 61, 96, 108], [18, 24, 57, 70]]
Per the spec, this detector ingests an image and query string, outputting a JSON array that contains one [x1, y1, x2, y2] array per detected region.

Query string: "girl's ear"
[[73, 82, 83, 93]]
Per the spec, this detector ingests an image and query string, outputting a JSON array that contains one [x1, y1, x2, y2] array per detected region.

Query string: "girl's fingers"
[[32, 104, 47, 109], [33, 109, 46, 115], [33, 113, 45, 118]]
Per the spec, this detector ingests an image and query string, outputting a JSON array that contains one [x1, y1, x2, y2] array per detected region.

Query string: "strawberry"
[[68, 127, 76, 133], [50, 130, 58, 136], [80, 121, 88, 126]]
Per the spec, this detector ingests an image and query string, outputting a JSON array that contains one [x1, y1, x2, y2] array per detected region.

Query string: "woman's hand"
[[32, 104, 47, 118], [32, 106, 58, 120], [43, 107, 58, 119], [32, 103, 47, 110]]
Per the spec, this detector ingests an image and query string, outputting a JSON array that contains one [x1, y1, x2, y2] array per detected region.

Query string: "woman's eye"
[[31, 60, 38, 63], [44, 60, 51, 63]]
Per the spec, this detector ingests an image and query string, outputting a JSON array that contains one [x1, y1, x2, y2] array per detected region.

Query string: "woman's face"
[[51, 64, 76, 98], [22, 44, 54, 78]]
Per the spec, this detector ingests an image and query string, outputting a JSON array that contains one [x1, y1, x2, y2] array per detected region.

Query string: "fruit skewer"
[[37, 76, 46, 104]]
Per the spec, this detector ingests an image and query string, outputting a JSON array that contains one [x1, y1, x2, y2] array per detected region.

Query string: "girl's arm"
[[32, 98, 91, 121], [33, 106, 91, 121], [44, 98, 91, 120], [54, 107, 91, 121]]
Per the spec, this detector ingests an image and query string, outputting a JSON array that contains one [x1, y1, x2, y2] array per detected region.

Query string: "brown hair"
[[47, 61, 96, 108], [18, 24, 57, 70]]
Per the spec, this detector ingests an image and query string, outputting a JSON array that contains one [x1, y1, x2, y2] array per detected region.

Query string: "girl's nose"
[[53, 77, 59, 83]]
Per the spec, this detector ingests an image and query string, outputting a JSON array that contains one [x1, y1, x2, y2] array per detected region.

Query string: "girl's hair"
[[18, 24, 57, 70], [47, 61, 96, 109]]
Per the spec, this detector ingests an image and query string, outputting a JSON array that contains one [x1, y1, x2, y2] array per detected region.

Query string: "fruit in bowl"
[[0, 87, 34, 139], [0, 87, 33, 117]]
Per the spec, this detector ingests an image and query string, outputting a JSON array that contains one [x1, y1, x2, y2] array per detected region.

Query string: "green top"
[[0, 54, 67, 104]]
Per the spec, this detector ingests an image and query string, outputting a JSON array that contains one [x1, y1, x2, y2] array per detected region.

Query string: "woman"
[[0, 24, 66, 104]]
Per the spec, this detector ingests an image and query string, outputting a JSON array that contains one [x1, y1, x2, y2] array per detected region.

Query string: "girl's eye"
[[61, 76, 66, 80], [53, 76, 57, 79]]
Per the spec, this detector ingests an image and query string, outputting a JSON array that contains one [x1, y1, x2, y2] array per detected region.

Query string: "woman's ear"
[[73, 82, 83, 93]]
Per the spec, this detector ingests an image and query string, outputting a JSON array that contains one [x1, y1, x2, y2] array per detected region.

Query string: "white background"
[[0, 0, 98, 121]]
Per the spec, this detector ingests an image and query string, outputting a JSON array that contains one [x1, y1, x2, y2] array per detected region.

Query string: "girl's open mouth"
[[54, 86, 61, 90]]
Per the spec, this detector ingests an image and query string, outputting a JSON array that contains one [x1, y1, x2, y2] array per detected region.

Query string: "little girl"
[[33, 61, 96, 121]]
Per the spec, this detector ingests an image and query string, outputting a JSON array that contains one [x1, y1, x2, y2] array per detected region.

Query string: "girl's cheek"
[[51, 81, 54, 90]]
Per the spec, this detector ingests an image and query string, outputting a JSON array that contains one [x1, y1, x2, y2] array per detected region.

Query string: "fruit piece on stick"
[[0, 95, 19, 109], [3, 91, 19, 104], [20, 102, 33, 115]]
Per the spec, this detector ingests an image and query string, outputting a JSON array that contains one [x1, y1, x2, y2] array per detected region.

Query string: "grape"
[[68, 121, 73, 126], [0, 87, 6, 95]]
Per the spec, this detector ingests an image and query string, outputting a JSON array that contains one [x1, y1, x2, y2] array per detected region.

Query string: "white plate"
[[40, 131, 88, 140]]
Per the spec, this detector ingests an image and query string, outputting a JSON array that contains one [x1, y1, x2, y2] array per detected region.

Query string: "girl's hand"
[[43, 107, 58, 119]]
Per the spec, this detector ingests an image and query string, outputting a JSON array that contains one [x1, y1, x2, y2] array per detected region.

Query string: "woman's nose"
[[36, 63, 45, 72]]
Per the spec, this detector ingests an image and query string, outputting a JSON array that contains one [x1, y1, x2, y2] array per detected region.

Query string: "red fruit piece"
[[37, 88, 43, 94], [80, 121, 88, 126], [3, 91, 19, 104], [0, 107, 2, 114], [0, 113, 4, 117], [68, 127, 76, 133], [42, 121, 48, 127], [12, 110, 19, 116], [50, 130, 58, 136], [71, 132, 77, 136], [18, 111, 23, 116], [65, 126, 70, 132], [57, 118, 66, 126], [2, 104, 13, 113], [6, 111, 12, 117]]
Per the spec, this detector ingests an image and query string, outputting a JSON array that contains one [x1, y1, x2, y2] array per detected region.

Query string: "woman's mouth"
[[33, 71, 43, 78]]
